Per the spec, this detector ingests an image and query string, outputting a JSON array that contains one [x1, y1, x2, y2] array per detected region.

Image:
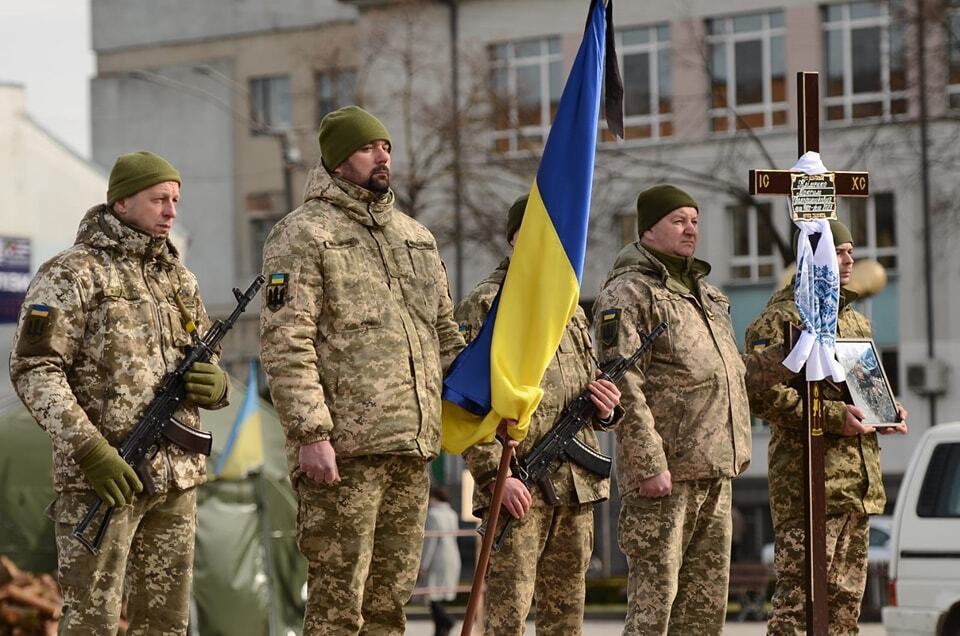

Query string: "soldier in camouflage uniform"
[[457, 196, 622, 636], [9, 151, 229, 635], [593, 185, 782, 635], [744, 220, 908, 635], [259, 106, 464, 635]]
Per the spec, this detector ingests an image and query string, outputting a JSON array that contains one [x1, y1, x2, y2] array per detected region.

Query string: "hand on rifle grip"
[[77, 439, 143, 507], [489, 477, 531, 519]]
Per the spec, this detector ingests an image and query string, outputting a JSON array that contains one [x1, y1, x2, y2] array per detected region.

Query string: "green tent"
[[0, 377, 307, 636]]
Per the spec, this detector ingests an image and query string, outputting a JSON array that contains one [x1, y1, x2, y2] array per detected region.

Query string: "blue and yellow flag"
[[215, 360, 264, 480], [441, 0, 619, 453]]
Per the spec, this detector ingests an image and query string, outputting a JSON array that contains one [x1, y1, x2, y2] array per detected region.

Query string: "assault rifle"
[[73, 275, 265, 554], [480, 321, 667, 552]]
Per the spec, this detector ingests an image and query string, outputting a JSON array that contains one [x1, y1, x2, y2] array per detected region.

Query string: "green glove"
[[184, 361, 227, 407], [77, 438, 143, 507]]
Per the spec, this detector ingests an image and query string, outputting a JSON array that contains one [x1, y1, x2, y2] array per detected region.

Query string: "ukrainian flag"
[[441, 0, 620, 453], [215, 360, 264, 480]]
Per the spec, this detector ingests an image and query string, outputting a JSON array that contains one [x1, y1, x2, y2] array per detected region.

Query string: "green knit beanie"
[[506, 195, 528, 243], [636, 184, 699, 235], [318, 106, 391, 171], [829, 219, 854, 246], [107, 151, 181, 205]]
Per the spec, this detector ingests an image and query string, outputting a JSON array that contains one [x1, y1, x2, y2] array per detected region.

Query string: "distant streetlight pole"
[[193, 65, 302, 214], [442, 0, 465, 301], [915, 0, 937, 427]]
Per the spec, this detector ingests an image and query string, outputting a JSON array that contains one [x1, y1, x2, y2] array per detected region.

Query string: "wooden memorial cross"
[[748, 71, 869, 635]]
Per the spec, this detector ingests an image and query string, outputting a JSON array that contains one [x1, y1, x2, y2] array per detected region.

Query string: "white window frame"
[[249, 74, 292, 133], [841, 192, 898, 272], [728, 202, 778, 283], [488, 36, 563, 154], [947, 6, 960, 108], [600, 23, 672, 143], [315, 68, 357, 125], [822, 1, 907, 123], [706, 11, 788, 133]]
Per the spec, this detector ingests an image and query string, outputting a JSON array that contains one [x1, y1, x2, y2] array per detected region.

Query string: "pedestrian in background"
[[420, 486, 461, 636]]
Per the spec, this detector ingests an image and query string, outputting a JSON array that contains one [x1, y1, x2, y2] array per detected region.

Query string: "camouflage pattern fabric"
[[592, 241, 752, 495], [744, 284, 884, 529], [51, 488, 197, 635], [619, 479, 732, 635], [743, 343, 797, 396], [259, 165, 464, 481], [9, 205, 221, 634], [767, 512, 869, 635], [457, 259, 611, 512], [594, 242, 750, 635], [9, 204, 225, 493], [296, 455, 428, 636], [260, 164, 462, 635], [456, 260, 611, 634], [483, 503, 594, 636]]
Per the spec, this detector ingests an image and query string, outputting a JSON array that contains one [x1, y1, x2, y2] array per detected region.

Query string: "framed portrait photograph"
[[834, 339, 900, 426]]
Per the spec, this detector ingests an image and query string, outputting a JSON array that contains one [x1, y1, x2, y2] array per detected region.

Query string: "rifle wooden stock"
[[163, 417, 213, 455]]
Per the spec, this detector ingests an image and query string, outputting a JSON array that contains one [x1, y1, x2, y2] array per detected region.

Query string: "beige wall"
[[0, 83, 109, 399], [93, 0, 960, 449], [98, 22, 361, 283]]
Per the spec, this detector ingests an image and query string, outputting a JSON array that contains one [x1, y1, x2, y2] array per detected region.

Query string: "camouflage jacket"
[[9, 205, 226, 494], [593, 242, 752, 495], [456, 259, 613, 513], [259, 165, 464, 481], [745, 284, 884, 526]]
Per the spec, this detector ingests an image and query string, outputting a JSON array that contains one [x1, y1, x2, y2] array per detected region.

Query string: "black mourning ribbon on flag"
[[588, 0, 624, 139]]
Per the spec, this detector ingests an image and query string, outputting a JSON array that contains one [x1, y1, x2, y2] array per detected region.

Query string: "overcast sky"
[[0, 1, 94, 158]]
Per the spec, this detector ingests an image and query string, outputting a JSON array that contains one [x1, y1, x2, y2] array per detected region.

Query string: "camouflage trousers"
[[297, 455, 429, 636], [619, 477, 732, 636], [767, 512, 869, 635], [483, 502, 594, 636], [52, 487, 197, 635]]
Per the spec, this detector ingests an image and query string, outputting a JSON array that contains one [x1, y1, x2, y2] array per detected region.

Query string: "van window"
[[868, 526, 890, 547], [917, 442, 960, 518]]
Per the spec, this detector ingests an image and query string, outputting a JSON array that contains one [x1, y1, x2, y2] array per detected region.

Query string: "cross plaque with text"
[[747, 71, 870, 636]]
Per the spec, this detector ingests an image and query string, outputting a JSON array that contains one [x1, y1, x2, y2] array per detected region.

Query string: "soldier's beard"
[[367, 170, 390, 194]]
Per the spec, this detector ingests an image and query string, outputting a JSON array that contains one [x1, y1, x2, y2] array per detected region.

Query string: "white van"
[[883, 422, 960, 636]]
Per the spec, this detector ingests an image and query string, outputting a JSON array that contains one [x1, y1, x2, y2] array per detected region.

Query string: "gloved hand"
[[77, 438, 143, 507], [184, 361, 228, 407]]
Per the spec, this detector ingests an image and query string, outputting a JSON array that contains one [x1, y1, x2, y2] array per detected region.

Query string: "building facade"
[[90, 0, 960, 571], [0, 83, 111, 400]]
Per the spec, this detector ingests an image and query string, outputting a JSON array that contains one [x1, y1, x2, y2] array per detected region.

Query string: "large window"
[[948, 3, 960, 109], [880, 348, 900, 396], [917, 443, 960, 518], [706, 11, 787, 132], [247, 191, 286, 272], [250, 75, 292, 133], [728, 202, 777, 281], [602, 24, 672, 142], [315, 69, 357, 125], [489, 36, 563, 153], [617, 212, 637, 246], [841, 192, 897, 271], [250, 218, 279, 273], [823, 1, 907, 122]]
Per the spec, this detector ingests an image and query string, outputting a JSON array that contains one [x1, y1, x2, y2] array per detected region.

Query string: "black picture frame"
[[834, 338, 900, 426]]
